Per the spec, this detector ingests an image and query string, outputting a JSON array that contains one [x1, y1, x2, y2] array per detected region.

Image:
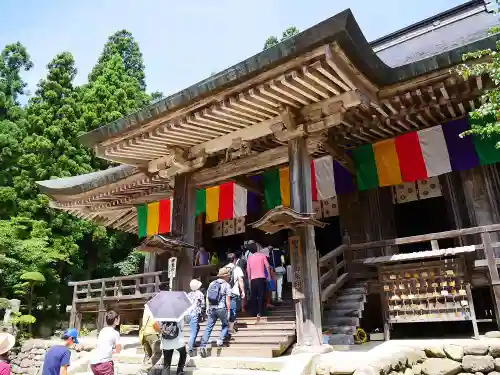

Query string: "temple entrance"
[[393, 178, 454, 253], [315, 216, 342, 257]]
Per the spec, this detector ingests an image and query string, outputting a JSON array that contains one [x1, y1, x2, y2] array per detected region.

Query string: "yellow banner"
[[205, 186, 220, 223]]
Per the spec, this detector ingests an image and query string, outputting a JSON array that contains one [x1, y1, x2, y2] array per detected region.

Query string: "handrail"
[[349, 224, 500, 250], [321, 273, 349, 302], [319, 242, 348, 302], [319, 244, 347, 267], [68, 271, 166, 286]]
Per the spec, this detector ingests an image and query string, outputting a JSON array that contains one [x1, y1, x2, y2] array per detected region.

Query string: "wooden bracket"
[[322, 137, 356, 175], [231, 175, 264, 196]]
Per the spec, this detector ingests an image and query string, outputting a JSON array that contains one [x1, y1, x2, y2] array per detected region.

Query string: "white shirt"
[[91, 326, 120, 364], [225, 263, 244, 296], [160, 320, 185, 350]]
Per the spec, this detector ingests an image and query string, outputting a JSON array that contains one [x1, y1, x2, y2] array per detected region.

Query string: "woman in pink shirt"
[[0, 333, 15, 375], [246, 243, 271, 321]]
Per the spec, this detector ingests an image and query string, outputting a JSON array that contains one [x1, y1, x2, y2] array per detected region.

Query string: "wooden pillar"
[[171, 173, 196, 292], [461, 167, 500, 251], [288, 137, 322, 348], [440, 173, 470, 246], [362, 187, 397, 256], [144, 252, 157, 273], [481, 232, 500, 329]]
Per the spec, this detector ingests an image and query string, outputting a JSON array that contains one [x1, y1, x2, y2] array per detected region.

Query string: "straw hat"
[[190, 279, 202, 291], [0, 333, 15, 355], [217, 267, 230, 277]]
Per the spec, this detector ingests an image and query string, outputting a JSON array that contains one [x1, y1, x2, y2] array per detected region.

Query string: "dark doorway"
[[315, 216, 342, 257], [394, 197, 454, 253]]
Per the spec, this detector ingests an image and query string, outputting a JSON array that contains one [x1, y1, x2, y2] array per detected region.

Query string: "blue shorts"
[[229, 295, 241, 322], [267, 279, 276, 291]]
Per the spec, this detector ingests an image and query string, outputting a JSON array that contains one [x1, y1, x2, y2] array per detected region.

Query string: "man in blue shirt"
[[42, 328, 78, 375]]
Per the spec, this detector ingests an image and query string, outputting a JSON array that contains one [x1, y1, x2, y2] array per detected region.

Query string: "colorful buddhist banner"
[[136, 198, 173, 238], [204, 182, 248, 223], [352, 117, 500, 190], [262, 156, 355, 210]]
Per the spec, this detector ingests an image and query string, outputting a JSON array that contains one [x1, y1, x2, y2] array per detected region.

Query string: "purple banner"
[[441, 118, 479, 171], [247, 175, 261, 213], [333, 161, 356, 195]]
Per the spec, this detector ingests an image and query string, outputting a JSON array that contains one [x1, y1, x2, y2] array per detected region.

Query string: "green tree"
[[263, 26, 300, 50], [0, 43, 33, 216], [76, 29, 152, 278], [455, 4, 499, 141], [88, 30, 147, 91]]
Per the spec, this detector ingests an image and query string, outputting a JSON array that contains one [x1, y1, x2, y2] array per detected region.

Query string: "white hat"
[[0, 333, 15, 355], [190, 279, 202, 291]]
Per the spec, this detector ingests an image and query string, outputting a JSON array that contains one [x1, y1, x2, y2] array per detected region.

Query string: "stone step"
[[239, 311, 295, 319], [191, 344, 280, 358], [322, 325, 356, 335], [131, 344, 283, 359], [181, 328, 295, 337], [197, 316, 295, 327], [327, 301, 364, 311], [323, 316, 359, 326], [323, 333, 355, 345], [113, 352, 285, 371], [324, 308, 362, 318], [80, 367, 274, 375], [336, 294, 366, 303], [187, 335, 291, 345], [339, 287, 367, 295]]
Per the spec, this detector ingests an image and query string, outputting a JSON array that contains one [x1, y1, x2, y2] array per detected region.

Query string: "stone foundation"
[[9, 339, 96, 375], [317, 332, 500, 375]]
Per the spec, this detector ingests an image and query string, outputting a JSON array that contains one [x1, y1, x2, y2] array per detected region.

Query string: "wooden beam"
[[322, 137, 356, 175], [99, 44, 329, 149], [192, 139, 321, 186], [350, 224, 500, 250], [326, 44, 378, 102], [187, 90, 363, 159], [231, 175, 263, 196]]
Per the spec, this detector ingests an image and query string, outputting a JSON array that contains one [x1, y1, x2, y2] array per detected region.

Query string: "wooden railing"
[[349, 223, 500, 261], [317, 224, 500, 309], [319, 243, 349, 302], [69, 264, 219, 304], [69, 271, 169, 303]]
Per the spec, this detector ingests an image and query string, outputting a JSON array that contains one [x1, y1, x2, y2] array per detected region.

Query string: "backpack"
[[224, 265, 237, 288], [236, 257, 247, 275], [159, 321, 180, 340], [207, 280, 224, 305]]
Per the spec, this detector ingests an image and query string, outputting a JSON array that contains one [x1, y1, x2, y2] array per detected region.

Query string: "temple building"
[[38, 0, 500, 355]]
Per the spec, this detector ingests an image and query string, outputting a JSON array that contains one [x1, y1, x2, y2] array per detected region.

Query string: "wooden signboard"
[[289, 235, 305, 300], [378, 257, 478, 338]]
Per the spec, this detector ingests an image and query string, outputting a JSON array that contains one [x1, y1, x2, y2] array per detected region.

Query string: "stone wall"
[[9, 339, 96, 375], [316, 332, 500, 375]]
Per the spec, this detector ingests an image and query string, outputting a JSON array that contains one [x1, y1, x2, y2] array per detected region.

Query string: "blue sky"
[[0, 0, 467, 98]]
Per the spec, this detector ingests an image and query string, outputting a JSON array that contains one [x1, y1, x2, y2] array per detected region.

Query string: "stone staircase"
[[132, 298, 296, 358], [322, 282, 368, 345], [74, 352, 315, 375]]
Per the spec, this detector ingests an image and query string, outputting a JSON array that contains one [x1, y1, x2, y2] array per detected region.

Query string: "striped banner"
[[262, 156, 355, 210], [204, 182, 247, 223], [136, 198, 173, 238], [352, 117, 500, 190]]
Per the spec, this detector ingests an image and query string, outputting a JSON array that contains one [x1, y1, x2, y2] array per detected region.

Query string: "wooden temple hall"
[[36, 1, 500, 352]]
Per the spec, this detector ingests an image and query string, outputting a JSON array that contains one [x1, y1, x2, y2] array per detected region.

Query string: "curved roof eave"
[[36, 165, 137, 196], [78, 7, 500, 149]]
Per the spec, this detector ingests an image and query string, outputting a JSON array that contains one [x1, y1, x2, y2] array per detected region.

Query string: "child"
[[154, 319, 187, 375], [0, 333, 15, 375], [187, 279, 205, 356], [42, 328, 78, 375], [90, 310, 121, 375]]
